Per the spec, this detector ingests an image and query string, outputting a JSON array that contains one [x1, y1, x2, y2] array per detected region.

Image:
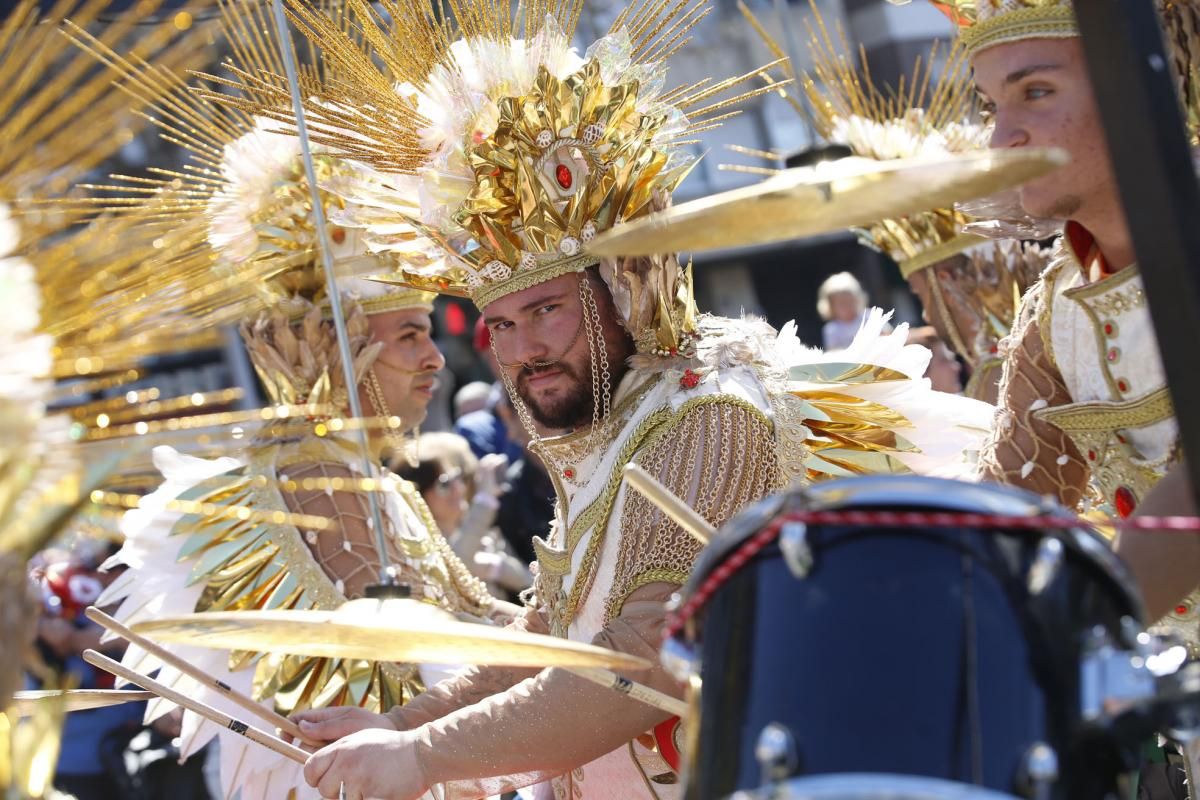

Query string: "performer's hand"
[[286, 706, 395, 750], [305, 728, 428, 800]]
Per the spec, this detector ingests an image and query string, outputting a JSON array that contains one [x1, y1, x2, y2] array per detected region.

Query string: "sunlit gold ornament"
[[243, 0, 786, 361]]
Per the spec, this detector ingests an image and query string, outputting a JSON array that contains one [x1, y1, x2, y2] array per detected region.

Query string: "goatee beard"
[[516, 362, 595, 430]]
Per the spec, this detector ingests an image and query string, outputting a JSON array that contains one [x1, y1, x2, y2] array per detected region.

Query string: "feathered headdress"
[[220, 0, 785, 357]]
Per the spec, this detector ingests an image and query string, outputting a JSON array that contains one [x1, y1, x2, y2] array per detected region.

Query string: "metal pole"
[[268, 0, 395, 582], [1072, 1, 1200, 511], [772, 0, 818, 146]]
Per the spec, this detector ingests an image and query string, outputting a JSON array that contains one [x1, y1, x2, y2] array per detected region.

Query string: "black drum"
[[666, 476, 1147, 800]]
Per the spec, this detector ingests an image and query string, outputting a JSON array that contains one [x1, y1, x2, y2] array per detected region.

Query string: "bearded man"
[[262, 0, 994, 796]]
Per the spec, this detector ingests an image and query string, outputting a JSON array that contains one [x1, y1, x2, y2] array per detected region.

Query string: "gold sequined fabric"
[[170, 434, 496, 718], [978, 273, 1089, 509], [606, 400, 779, 621]]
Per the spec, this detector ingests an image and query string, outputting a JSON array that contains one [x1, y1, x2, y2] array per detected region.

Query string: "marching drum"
[[664, 476, 1155, 800]]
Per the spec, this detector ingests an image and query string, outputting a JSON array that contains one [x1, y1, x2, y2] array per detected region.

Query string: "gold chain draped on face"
[[492, 275, 615, 485]]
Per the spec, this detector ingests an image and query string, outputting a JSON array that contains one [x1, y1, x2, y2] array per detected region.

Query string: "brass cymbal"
[[130, 598, 651, 671], [10, 689, 155, 715], [586, 148, 1068, 257]]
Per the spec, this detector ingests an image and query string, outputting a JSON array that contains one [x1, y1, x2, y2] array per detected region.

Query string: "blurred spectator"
[[454, 381, 493, 420], [817, 272, 872, 351], [455, 318, 523, 463], [29, 545, 216, 800], [907, 326, 965, 395], [29, 551, 143, 800], [395, 432, 533, 600]]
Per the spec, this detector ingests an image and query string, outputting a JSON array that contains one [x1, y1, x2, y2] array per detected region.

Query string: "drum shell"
[[675, 478, 1142, 800]]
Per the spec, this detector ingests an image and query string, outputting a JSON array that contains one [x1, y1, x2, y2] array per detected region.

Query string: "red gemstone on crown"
[[1087, 450, 1097, 462], [680, 369, 701, 390], [556, 164, 573, 190], [1114, 485, 1137, 518]]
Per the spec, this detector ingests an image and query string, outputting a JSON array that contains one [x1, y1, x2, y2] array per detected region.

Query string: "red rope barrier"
[[662, 510, 1200, 640]]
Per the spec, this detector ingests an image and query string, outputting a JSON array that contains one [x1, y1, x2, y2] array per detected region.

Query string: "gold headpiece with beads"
[[230, 0, 785, 357], [930, 1, 1077, 58]]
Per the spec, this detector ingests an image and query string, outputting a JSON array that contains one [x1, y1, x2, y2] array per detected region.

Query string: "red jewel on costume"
[[1177, 604, 1191, 616], [1087, 450, 1097, 462], [1114, 486, 1137, 518], [680, 369, 700, 390], [556, 164, 573, 190], [563, 467, 576, 479]]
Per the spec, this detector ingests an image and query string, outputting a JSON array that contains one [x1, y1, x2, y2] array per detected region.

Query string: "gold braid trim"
[[471, 255, 599, 309], [959, 7, 1079, 59]]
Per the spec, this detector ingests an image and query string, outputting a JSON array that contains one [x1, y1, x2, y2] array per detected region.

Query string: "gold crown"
[[931, 1, 1077, 58], [400, 57, 695, 309]]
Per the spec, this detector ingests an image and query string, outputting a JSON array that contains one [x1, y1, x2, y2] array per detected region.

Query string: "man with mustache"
[[94, 95, 506, 800]]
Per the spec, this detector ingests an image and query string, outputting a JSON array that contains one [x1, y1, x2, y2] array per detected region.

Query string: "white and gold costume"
[[932, 0, 1200, 665], [226, 1, 995, 796]]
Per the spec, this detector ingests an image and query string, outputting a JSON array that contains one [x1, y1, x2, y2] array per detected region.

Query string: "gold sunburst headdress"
[[221, 0, 786, 358], [67, 0, 439, 411]]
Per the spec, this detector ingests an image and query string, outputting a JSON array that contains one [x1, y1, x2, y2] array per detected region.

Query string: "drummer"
[[928, 0, 1196, 613], [929, 0, 1198, 792]]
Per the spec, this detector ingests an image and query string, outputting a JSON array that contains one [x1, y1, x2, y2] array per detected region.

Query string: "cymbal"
[[586, 148, 1068, 257], [10, 689, 155, 715], [130, 598, 651, 671]]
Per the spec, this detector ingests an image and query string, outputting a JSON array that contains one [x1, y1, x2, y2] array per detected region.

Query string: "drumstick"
[[565, 667, 687, 717], [623, 464, 715, 544], [83, 649, 309, 766], [85, 607, 314, 744]]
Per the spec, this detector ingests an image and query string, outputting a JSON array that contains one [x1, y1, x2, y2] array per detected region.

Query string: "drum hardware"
[[1015, 743, 1059, 800], [1080, 624, 1195, 733], [754, 723, 800, 785], [1081, 624, 1162, 724], [661, 636, 700, 684], [778, 522, 812, 578], [1026, 538, 1064, 595]]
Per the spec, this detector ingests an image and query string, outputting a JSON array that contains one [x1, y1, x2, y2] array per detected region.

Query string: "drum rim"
[[676, 475, 1142, 626], [727, 773, 1021, 799]]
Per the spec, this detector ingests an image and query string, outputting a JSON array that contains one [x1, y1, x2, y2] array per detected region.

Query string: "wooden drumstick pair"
[[83, 649, 310, 765], [85, 607, 320, 749]]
